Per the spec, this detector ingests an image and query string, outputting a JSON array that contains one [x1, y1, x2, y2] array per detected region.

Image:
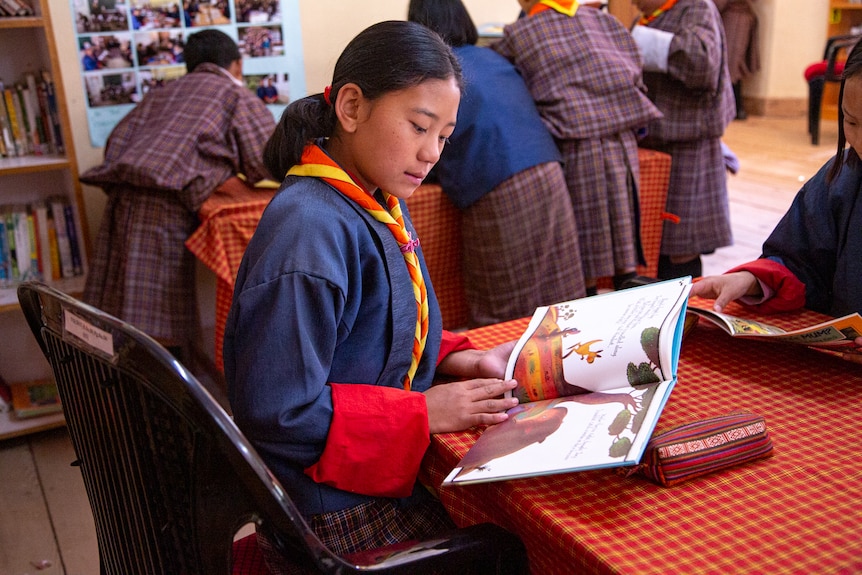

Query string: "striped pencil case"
[[626, 411, 774, 487]]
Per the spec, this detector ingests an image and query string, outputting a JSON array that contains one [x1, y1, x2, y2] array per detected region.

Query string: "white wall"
[[297, 0, 521, 95], [749, 0, 828, 100]]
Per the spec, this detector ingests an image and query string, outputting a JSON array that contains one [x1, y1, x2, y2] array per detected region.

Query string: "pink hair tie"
[[323, 85, 332, 106]]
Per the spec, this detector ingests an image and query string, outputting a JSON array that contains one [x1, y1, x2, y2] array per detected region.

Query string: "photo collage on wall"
[[70, 0, 305, 147]]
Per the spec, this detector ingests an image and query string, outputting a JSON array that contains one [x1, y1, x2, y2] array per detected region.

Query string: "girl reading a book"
[[691, 39, 862, 346], [222, 20, 519, 572]]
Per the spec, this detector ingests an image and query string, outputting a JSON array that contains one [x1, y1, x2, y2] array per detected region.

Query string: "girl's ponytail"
[[263, 93, 335, 180]]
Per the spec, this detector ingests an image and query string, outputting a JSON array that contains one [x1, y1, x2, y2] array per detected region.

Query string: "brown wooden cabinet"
[[828, 1, 862, 37], [822, 2, 862, 120]]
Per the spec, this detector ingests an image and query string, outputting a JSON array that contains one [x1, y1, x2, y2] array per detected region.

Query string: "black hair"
[[184, 29, 241, 73], [407, 0, 479, 47], [263, 20, 464, 180], [827, 38, 862, 183]]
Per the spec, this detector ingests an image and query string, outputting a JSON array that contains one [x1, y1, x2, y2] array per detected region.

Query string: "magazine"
[[443, 277, 692, 486], [686, 306, 862, 360]]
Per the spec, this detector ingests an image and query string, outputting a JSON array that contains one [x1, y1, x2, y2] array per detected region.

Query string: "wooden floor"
[[0, 112, 843, 575]]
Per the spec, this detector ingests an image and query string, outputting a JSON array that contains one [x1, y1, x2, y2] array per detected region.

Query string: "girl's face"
[[337, 78, 460, 199], [843, 75, 862, 154]]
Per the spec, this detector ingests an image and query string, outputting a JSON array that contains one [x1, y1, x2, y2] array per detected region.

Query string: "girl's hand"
[[475, 340, 517, 379], [437, 340, 517, 380], [424, 378, 519, 434], [690, 271, 761, 312]]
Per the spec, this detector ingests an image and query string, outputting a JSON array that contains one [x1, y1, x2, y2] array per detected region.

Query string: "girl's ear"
[[334, 83, 364, 134]]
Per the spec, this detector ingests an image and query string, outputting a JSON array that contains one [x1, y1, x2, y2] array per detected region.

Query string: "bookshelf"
[[1, 0, 89, 437]]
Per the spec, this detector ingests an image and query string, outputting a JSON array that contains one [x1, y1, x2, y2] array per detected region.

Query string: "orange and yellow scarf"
[[287, 145, 429, 391], [639, 0, 679, 25], [528, 0, 579, 17]]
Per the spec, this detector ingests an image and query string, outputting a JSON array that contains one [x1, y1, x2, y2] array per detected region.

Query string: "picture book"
[[443, 277, 692, 486], [686, 306, 862, 360]]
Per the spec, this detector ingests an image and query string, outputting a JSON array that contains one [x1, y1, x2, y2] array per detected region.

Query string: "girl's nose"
[[418, 138, 442, 164]]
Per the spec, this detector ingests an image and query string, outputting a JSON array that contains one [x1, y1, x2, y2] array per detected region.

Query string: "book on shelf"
[[49, 196, 76, 279], [8, 379, 62, 419], [22, 75, 47, 155], [443, 277, 692, 486], [63, 202, 83, 276], [0, 213, 8, 282], [2, 84, 26, 157], [0, 0, 33, 18], [13, 83, 33, 155], [0, 375, 11, 414], [686, 306, 862, 361], [31, 200, 53, 281], [3, 207, 20, 280], [40, 71, 64, 154], [0, 204, 39, 282], [0, 200, 82, 285], [0, 90, 10, 157]]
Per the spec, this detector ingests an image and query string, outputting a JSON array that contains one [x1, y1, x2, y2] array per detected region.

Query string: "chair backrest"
[[18, 282, 528, 575], [17, 282, 323, 574]]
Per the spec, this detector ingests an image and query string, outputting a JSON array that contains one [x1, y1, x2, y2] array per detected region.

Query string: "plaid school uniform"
[[637, 0, 736, 257], [492, 6, 662, 280]]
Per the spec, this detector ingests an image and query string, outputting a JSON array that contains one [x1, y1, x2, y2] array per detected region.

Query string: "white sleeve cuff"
[[631, 25, 674, 73]]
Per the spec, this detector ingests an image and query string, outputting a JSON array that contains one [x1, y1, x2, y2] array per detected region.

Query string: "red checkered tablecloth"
[[421, 298, 862, 574], [186, 178, 275, 370]]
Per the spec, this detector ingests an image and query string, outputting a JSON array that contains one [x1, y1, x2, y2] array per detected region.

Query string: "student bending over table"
[[222, 21, 520, 574], [691, 39, 862, 347], [490, 0, 662, 295], [80, 29, 275, 362], [408, 0, 586, 327]]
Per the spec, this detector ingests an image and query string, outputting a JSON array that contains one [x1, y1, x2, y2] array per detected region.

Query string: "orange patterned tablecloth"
[[186, 178, 276, 370], [421, 298, 862, 574]]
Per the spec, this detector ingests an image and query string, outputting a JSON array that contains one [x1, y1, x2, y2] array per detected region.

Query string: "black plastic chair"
[[17, 282, 529, 575], [805, 33, 862, 145]]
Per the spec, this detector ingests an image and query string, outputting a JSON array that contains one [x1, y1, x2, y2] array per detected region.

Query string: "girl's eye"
[[439, 136, 451, 145], [412, 123, 427, 134]]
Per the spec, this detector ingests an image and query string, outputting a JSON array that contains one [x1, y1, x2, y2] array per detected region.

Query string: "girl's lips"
[[406, 172, 425, 185]]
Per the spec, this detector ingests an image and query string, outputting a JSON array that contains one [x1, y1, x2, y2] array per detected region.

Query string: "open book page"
[[442, 278, 692, 486], [505, 277, 692, 402], [687, 307, 862, 347]]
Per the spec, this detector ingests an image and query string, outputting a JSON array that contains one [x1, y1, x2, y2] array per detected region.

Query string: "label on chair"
[[64, 309, 114, 357]]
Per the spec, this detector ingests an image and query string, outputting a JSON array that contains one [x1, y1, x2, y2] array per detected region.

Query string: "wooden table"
[[421, 298, 862, 574]]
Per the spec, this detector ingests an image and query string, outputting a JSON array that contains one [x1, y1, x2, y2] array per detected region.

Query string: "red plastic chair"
[[805, 34, 862, 145]]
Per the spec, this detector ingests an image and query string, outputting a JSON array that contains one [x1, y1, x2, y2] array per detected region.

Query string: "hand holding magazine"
[[686, 306, 862, 361], [443, 277, 692, 486]]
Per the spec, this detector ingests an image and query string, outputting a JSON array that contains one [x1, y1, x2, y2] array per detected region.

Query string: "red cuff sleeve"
[[728, 259, 806, 313], [304, 383, 429, 498], [437, 329, 477, 366]]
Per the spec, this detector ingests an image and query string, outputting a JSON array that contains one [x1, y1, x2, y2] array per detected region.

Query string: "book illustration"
[[444, 278, 692, 486], [510, 305, 667, 404]]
